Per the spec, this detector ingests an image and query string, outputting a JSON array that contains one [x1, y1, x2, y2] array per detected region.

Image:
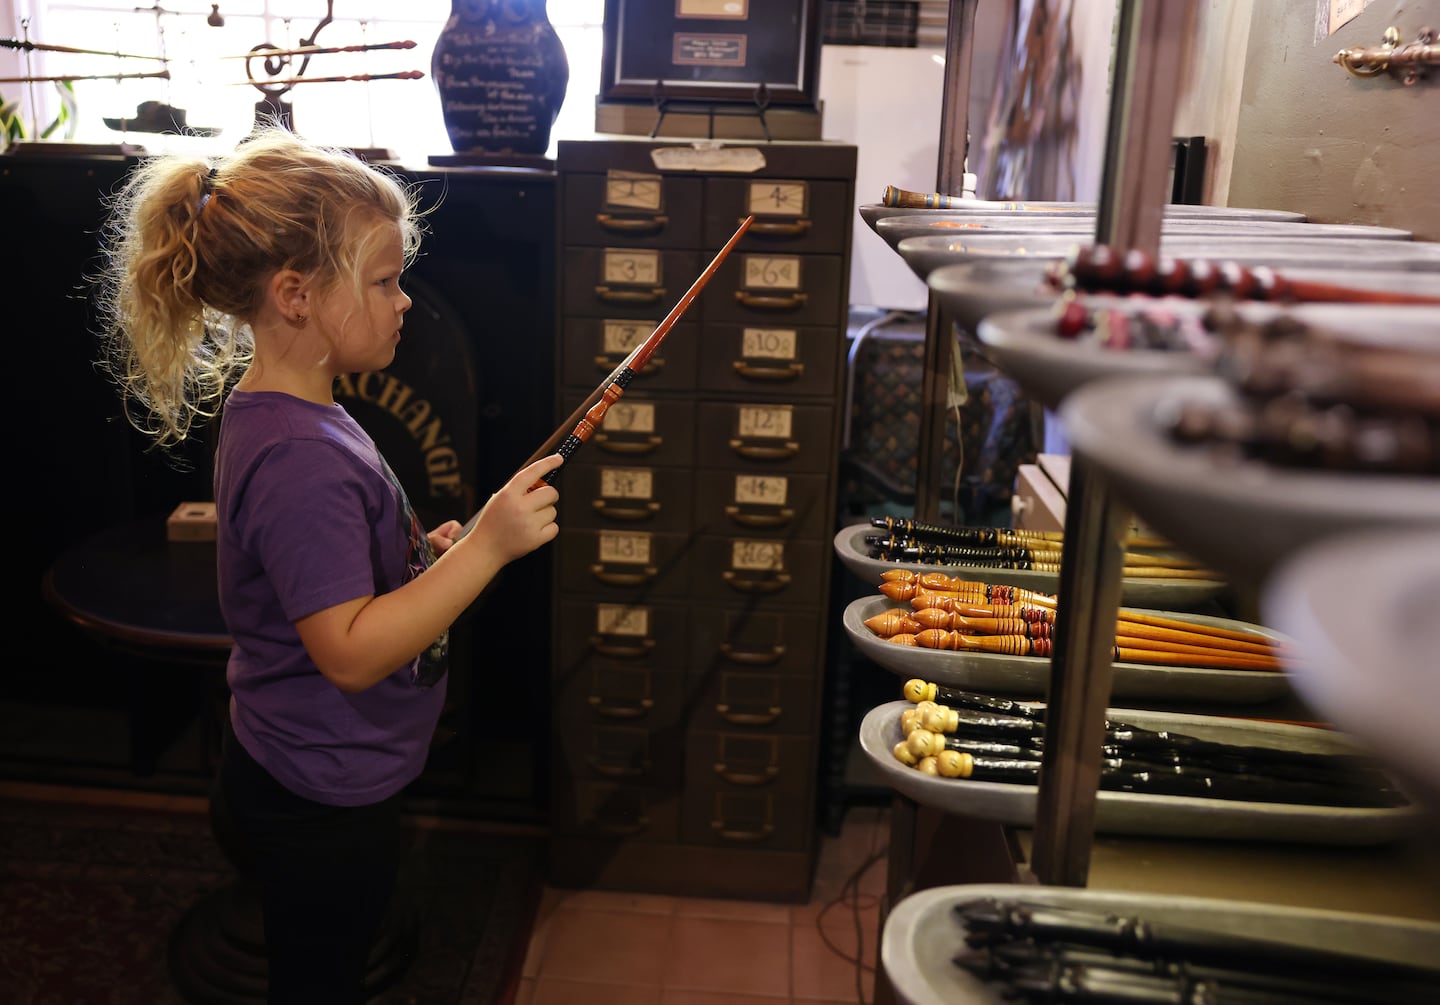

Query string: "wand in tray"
[[1050, 243, 1440, 305], [951, 898, 1440, 1000], [523, 215, 755, 487]]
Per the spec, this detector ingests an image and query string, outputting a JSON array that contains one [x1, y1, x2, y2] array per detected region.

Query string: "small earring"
[[295, 314, 307, 324]]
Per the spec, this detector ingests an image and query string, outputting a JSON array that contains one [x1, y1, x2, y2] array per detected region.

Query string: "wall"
[[1228, 0, 1440, 238]]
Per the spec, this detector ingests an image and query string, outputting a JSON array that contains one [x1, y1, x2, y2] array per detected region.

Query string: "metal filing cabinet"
[[549, 138, 857, 900]]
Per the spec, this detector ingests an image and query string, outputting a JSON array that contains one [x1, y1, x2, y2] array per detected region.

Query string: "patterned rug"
[[0, 794, 544, 1005]]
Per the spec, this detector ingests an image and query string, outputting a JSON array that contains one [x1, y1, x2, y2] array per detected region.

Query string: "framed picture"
[[600, 0, 823, 107]]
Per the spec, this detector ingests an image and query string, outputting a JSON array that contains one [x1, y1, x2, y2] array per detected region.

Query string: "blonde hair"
[[95, 127, 422, 448]]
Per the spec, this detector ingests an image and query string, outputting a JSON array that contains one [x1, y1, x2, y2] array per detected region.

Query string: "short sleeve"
[[234, 438, 381, 622]]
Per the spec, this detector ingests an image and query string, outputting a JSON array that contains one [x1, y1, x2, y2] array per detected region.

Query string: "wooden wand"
[[523, 215, 755, 487]]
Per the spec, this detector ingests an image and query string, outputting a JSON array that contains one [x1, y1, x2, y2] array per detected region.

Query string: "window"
[[2, 1, 604, 160]]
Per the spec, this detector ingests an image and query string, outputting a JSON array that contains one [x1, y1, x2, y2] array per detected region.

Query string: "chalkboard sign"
[[601, 0, 822, 108], [431, 0, 570, 155]]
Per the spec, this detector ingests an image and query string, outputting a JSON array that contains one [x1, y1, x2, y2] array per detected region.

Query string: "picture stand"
[[649, 81, 773, 141]]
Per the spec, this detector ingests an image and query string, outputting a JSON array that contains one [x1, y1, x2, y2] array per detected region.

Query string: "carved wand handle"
[[526, 215, 755, 487]]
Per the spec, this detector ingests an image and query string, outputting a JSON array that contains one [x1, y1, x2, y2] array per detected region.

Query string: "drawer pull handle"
[[597, 213, 668, 233], [595, 432, 662, 455], [592, 499, 660, 521], [717, 705, 781, 726], [743, 217, 812, 237], [720, 643, 785, 666], [733, 361, 804, 381], [735, 291, 807, 310], [714, 763, 778, 785], [712, 821, 775, 842], [595, 355, 665, 374], [588, 696, 654, 718], [596, 285, 665, 304], [722, 571, 791, 594], [728, 439, 800, 460], [589, 636, 656, 659], [587, 757, 649, 778], [590, 564, 659, 586], [724, 506, 794, 528]]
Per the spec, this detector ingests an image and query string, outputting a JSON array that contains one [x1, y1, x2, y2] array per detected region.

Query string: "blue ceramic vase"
[[432, 0, 570, 155]]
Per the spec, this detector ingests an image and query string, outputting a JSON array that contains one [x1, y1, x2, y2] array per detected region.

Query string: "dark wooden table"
[[42, 516, 231, 661]]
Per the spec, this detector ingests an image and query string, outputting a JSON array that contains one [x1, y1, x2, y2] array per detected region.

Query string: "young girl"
[[96, 128, 561, 1002]]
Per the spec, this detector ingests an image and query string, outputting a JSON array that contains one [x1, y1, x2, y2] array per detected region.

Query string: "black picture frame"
[[600, 0, 823, 108]]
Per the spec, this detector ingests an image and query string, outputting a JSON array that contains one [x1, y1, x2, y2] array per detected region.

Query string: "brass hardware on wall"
[[1334, 26, 1439, 86]]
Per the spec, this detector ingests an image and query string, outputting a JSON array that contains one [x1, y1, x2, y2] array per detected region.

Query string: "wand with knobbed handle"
[[524, 215, 755, 487], [887, 629, 1282, 672], [458, 215, 755, 538], [865, 606, 1280, 658]]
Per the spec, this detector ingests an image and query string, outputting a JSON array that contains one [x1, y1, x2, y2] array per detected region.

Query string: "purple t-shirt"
[[213, 389, 447, 807]]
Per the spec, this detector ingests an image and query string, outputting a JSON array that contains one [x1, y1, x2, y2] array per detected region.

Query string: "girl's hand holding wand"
[[464, 453, 563, 565]]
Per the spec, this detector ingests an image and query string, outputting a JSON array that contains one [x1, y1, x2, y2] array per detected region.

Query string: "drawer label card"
[[602, 319, 651, 354], [599, 531, 653, 565], [602, 400, 656, 433], [604, 248, 661, 286], [747, 181, 807, 217], [678, 0, 749, 18], [741, 327, 798, 360], [731, 539, 785, 571], [597, 603, 649, 636], [737, 404, 793, 439], [600, 467, 655, 499], [742, 254, 802, 290], [605, 170, 663, 212], [734, 475, 788, 505]]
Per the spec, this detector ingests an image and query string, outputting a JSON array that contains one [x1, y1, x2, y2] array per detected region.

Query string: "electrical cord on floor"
[[814, 805, 890, 1005]]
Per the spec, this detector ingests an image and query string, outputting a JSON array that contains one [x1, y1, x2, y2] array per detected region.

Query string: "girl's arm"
[[295, 454, 562, 692]]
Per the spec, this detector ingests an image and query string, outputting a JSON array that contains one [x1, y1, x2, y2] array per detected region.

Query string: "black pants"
[[210, 719, 404, 1005]]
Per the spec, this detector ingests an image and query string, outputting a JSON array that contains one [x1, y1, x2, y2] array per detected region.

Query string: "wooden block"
[[167, 501, 217, 542]]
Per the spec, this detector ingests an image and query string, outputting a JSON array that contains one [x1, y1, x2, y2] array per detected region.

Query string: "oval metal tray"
[[843, 594, 1292, 704], [874, 212, 1411, 251], [834, 522, 1228, 611], [883, 885, 1440, 1005], [1059, 374, 1440, 585], [859, 700, 1421, 844], [975, 300, 1440, 412], [895, 232, 1440, 281]]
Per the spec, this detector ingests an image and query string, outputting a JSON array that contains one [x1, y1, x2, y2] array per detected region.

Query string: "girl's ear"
[[268, 269, 310, 324]]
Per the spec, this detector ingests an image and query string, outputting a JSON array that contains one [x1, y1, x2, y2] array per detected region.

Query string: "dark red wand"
[[524, 214, 755, 487]]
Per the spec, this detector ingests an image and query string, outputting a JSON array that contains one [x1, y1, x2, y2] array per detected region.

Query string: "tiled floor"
[[515, 805, 892, 1005]]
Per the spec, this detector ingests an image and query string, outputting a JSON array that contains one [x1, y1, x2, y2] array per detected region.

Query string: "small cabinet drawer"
[[700, 253, 844, 327], [688, 607, 822, 679], [552, 780, 681, 842], [561, 317, 700, 393], [559, 461, 696, 532], [553, 718, 685, 785], [555, 599, 690, 672], [554, 660, 687, 729], [689, 534, 828, 607], [704, 177, 852, 254], [564, 172, 704, 248], [560, 393, 696, 468], [696, 322, 841, 399], [557, 527, 693, 598], [686, 668, 818, 733], [691, 469, 831, 540], [563, 247, 703, 319], [695, 401, 838, 473]]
